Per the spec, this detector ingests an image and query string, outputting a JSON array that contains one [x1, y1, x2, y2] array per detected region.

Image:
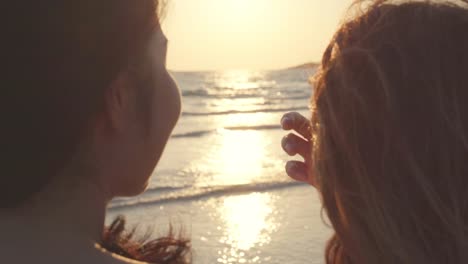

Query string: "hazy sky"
[[163, 0, 353, 71]]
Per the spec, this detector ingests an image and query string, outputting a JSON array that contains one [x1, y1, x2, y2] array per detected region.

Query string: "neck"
[[0, 169, 111, 249]]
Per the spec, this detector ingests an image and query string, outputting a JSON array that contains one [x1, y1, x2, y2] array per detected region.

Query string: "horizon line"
[[168, 62, 319, 73]]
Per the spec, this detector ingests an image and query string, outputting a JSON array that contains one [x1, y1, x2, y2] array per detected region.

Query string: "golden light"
[[165, 0, 353, 70], [191, 70, 275, 187], [217, 193, 279, 263], [185, 70, 283, 263], [206, 129, 267, 186], [202, 70, 273, 93], [223, 0, 251, 14], [212, 71, 270, 186], [215, 70, 263, 90], [215, 0, 270, 29]]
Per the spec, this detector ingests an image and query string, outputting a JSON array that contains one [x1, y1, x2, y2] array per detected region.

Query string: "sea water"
[[106, 68, 332, 264]]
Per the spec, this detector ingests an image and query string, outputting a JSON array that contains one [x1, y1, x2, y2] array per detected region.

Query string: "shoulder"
[[104, 255, 148, 264], [94, 244, 148, 264]]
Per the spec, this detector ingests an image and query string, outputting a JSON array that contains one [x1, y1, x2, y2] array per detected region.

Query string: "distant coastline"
[[288, 62, 319, 70], [169, 63, 320, 73]]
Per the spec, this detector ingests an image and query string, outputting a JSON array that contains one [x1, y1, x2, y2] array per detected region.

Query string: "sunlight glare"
[[214, 70, 272, 90], [188, 70, 287, 189], [219, 0, 269, 28], [215, 130, 266, 185], [217, 193, 279, 263], [164, 0, 353, 70], [191, 128, 270, 187]]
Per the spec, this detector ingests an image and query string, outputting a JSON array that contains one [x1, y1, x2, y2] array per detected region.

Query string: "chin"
[[119, 179, 150, 197], [133, 180, 150, 195]]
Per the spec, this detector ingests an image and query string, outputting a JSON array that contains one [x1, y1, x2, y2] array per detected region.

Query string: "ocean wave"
[[182, 89, 209, 97], [145, 186, 191, 192], [283, 95, 314, 100], [172, 130, 214, 138], [171, 124, 281, 139], [182, 89, 309, 100], [182, 106, 309, 116], [209, 83, 275, 91], [182, 89, 261, 99], [108, 181, 305, 210], [224, 124, 279, 131]]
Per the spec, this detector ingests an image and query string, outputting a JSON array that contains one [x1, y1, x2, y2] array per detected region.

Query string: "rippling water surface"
[[107, 68, 331, 264]]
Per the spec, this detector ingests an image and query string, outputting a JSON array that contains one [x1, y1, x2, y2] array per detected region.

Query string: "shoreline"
[[107, 185, 330, 264]]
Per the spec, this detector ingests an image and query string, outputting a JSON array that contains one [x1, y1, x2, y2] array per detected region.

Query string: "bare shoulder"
[[0, 246, 147, 264], [103, 254, 147, 264], [94, 244, 148, 264], [93, 245, 148, 264]]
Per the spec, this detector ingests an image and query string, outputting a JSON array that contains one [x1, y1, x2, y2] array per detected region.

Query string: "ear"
[[103, 71, 132, 132]]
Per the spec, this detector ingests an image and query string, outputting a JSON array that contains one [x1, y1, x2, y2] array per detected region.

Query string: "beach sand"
[[107, 69, 330, 263], [107, 185, 331, 264]]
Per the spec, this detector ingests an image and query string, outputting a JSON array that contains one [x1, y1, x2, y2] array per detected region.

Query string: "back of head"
[[0, 2, 191, 263], [312, 1, 468, 263], [0, 0, 156, 208]]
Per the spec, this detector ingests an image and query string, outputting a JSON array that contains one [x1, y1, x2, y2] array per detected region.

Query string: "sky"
[[162, 0, 353, 71]]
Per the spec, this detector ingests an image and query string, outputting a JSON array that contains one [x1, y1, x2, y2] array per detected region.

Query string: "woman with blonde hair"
[[283, 1, 468, 263]]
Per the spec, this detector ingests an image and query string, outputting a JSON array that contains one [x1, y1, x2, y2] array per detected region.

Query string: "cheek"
[[164, 74, 181, 124], [152, 73, 181, 131], [144, 72, 181, 169], [116, 75, 180, 196], [108, 73, 180, 198]]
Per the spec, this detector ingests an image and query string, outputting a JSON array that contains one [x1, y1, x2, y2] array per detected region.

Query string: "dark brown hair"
[[102, 216, 191, 264], [0, 1, 190, 262], [312, 1, 468, 263], [0, 0, 157, 208]]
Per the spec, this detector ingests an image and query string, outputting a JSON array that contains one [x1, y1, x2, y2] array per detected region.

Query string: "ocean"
[[106, 68, 332, 264]]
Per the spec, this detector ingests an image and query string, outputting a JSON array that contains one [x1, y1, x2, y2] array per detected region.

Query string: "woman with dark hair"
[[283, 0, 468, 263], [0, 1, 189, 263]]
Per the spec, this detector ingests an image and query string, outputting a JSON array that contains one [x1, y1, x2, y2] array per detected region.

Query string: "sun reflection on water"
[[217, 193, 279, 264], [190, 70, 283, 263], [192, 70, 281, 187], [214, 70, 266, 90], [213, 129, 267, 185], [197, 71, 278, 185]]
